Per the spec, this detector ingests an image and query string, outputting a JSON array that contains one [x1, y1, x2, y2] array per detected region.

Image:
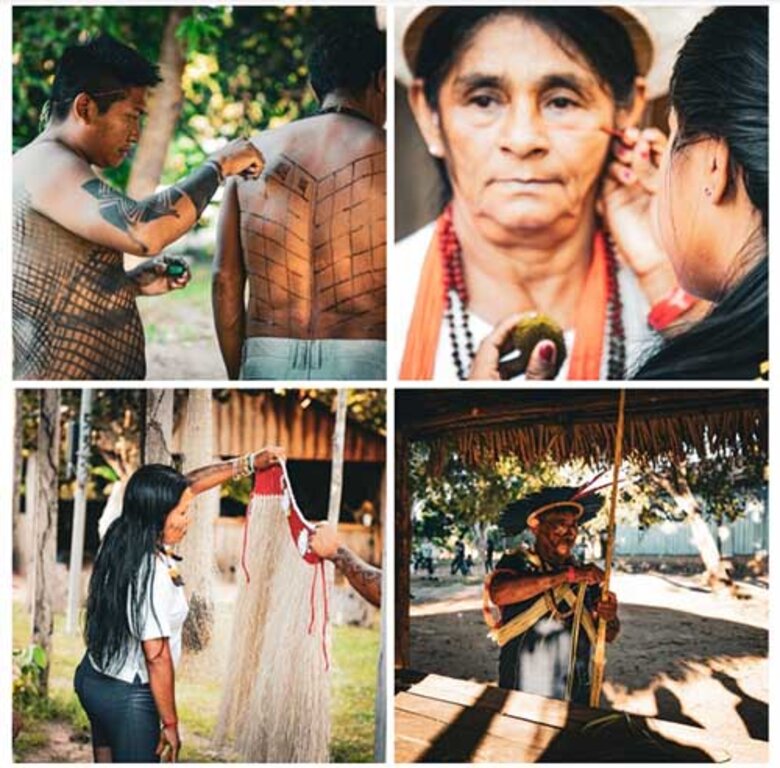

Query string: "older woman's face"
[[433, 16, 620, 241]]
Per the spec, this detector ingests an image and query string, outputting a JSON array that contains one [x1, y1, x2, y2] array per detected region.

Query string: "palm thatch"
[[396, 390, 767, 472]]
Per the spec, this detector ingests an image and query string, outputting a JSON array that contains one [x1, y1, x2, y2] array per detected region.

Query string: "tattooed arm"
[[310, 524, 381, 608], [213, 178, 247, 379], [184, 446, 285, 496], [27, 139, 263, 257]]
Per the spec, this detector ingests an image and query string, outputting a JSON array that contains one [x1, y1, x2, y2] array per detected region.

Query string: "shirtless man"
[[13, 34, 263, 380], [213, 22, 386, 380]]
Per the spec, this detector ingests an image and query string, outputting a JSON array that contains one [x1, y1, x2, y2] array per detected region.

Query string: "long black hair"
[[634, 7, 767, 380], [84, 464, 189, 673], [413, 7, 640, 205]]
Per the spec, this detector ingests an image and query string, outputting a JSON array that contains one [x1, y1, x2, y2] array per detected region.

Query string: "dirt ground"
[[408, 568, 768, 748], [137, 262, 226, 380], [18, 721, 227, 764]]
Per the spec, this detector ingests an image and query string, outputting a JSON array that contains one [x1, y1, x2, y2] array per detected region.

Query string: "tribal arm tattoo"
[[331, 546, 382, 608], [81, 162, 220, 254], [185, 458, 245, 497]]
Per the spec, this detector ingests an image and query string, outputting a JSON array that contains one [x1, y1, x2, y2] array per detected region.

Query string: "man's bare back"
[[215, 112, 386, 346]]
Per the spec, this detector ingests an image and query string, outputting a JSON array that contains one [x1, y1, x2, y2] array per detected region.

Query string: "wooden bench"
[[395, 669, 766, 763]]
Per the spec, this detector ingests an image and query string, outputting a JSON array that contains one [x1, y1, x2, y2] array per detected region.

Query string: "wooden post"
[[589, 389, 626, 707], [327, 390, 348, 527], [66, 389, 92, 634], [395, 431, 411, 669], [143, 389, 174, 465], [31, 390, 61, 696]]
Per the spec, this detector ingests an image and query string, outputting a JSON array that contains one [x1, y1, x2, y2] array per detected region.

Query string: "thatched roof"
[[396, 390, 767, 470]]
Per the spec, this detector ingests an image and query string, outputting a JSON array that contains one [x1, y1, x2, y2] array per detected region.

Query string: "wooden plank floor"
[[395, 670, 766, 763]]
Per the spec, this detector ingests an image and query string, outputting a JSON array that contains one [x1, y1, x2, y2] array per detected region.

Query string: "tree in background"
[[409, 442, 767, 583], [13, 5, 378, 195]]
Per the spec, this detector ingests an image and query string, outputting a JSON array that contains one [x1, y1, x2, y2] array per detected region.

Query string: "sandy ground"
[[407, 568, 768, 747]]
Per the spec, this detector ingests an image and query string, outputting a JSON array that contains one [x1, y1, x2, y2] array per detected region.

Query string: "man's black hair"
[[307, 21, 386, 101], [50, 34, 161, 122]]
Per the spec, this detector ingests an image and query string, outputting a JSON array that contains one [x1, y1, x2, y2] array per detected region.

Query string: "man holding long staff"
[[484, 480, 620, 704]]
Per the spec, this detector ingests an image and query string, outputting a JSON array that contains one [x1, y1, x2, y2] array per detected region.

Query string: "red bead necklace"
[[439, 204, 626, 380]]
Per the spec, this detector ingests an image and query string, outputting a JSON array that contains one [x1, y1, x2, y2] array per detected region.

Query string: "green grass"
[[330, 625, 380, 762], [12, 601, 379, 763], [138, 261, 214, 345]]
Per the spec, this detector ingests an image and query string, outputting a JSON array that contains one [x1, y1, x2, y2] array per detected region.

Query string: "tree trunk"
[[374, 461, 387, 761], [126, 7, 188, 199], [396, 433, 411, 669], [66, 390, 92, 634], [179, 390, 217, 653], [655, 464, 723, 585], [472, 521, 488, 571], [23, 453, 38, 601], [143, 389, 174, 465], [31, 390, 61, 697], [13, 391, 23, 573]]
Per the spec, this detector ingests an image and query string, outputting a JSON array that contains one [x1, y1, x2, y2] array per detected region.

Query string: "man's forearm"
[[331, 546, 381, 608], [82, 162, 221, 255], [213, 278, 246, 380], [490, 571, 568, 606]]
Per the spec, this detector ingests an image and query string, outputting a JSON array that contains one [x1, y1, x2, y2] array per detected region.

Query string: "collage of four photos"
[[6, 1, 771, 765]]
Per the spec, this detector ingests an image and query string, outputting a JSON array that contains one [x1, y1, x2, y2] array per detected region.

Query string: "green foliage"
[[14, 5, 379, 186], [409, 439, 768, 547], [265, 389, 386, 434], [13, 644, 48, 711], [409, 443, 566, 545], [619, 453, 767, 529]]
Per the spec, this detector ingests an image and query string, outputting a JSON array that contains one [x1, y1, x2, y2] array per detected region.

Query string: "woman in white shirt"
[[74, 449, 282, 763]]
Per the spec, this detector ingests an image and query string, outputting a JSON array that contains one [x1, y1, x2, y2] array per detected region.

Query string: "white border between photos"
[[1, 1, 777, 767]]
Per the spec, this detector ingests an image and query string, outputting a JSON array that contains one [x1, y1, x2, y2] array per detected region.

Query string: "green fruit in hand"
[[165, 261, 187, 278], [511, 314, 567, 375]]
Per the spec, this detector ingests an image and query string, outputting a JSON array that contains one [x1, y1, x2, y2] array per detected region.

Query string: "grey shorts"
[[240, 337, 387, 380]]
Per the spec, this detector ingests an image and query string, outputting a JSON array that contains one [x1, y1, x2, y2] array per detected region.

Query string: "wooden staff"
[[589, 389, 626, 707], [565, 581, 588, 702]]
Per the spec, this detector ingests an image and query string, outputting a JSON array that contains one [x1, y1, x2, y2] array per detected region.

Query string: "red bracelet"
[[647, 286, 697, 331], [161, 719, 178, 729], [566, 565, 576, 583]]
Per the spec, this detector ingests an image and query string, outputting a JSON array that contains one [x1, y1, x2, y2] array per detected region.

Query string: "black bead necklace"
[[440, 207, 626, 380]]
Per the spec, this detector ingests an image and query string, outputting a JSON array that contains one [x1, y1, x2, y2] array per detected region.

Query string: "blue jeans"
[[74, 654, 161, 763]]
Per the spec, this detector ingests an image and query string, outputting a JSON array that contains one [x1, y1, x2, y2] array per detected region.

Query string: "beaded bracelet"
[[234, 452, 256, 478]]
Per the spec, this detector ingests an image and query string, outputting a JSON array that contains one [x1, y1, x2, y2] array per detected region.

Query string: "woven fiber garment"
[[13, 191, 146, 380], [214, 467, 330, 762]]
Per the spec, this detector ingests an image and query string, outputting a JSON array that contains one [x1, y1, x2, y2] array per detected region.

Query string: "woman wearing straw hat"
[[396, 6, 702, 381], [484, 487, 619, 703]]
